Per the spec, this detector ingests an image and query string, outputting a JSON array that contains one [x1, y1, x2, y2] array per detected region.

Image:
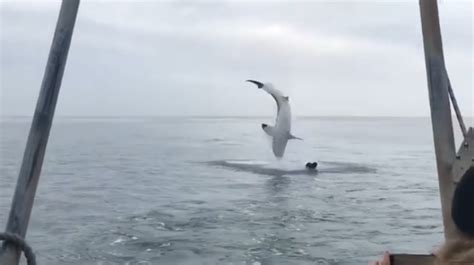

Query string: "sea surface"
[[0, 117, 471, 265]]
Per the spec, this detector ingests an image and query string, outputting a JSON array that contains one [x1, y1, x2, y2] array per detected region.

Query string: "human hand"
[[369, 251, 390, 265]]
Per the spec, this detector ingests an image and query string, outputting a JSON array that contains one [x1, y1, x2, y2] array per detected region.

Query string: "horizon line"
[[1, 115, 473, 119]]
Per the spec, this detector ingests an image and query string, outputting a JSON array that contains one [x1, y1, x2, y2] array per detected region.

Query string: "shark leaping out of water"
[[246, 80, 301, 158]]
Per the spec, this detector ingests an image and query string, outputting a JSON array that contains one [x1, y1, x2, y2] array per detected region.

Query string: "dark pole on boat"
[[0, 0, 80, 264], [419, 0, 459, 240]]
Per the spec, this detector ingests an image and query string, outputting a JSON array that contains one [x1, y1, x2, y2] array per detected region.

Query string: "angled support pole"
[[0, 1, 80, 264], [419, 0, 459, 240]]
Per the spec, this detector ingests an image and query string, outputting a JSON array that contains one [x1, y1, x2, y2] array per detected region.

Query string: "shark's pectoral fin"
[[288, 133, 303, 140], [262, 123, 276, 136]]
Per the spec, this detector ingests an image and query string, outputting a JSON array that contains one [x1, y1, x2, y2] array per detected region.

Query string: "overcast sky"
[[1, 0, 472, 117]]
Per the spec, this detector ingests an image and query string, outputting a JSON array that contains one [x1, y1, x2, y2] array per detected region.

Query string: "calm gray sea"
[[1, 117, 471, 265]]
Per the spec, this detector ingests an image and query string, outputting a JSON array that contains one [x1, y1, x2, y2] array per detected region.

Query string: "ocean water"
[[0, 117, 470, 265]]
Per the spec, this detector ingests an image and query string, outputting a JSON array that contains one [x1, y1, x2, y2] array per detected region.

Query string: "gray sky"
[[1, 0, 472, 117]]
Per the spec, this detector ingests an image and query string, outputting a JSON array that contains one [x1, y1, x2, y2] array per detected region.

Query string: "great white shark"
[[246, 80, 301, 158]]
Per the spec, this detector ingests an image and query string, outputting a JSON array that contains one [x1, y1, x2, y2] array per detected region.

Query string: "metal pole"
[[0, 1, 80, 264], [447, 79, 468, 138], [419, 0, 459, 240]]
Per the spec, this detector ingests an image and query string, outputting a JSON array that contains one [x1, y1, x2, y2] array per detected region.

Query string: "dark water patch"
[[205, 160, 376, 177], [203, 138, 241, 146]]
